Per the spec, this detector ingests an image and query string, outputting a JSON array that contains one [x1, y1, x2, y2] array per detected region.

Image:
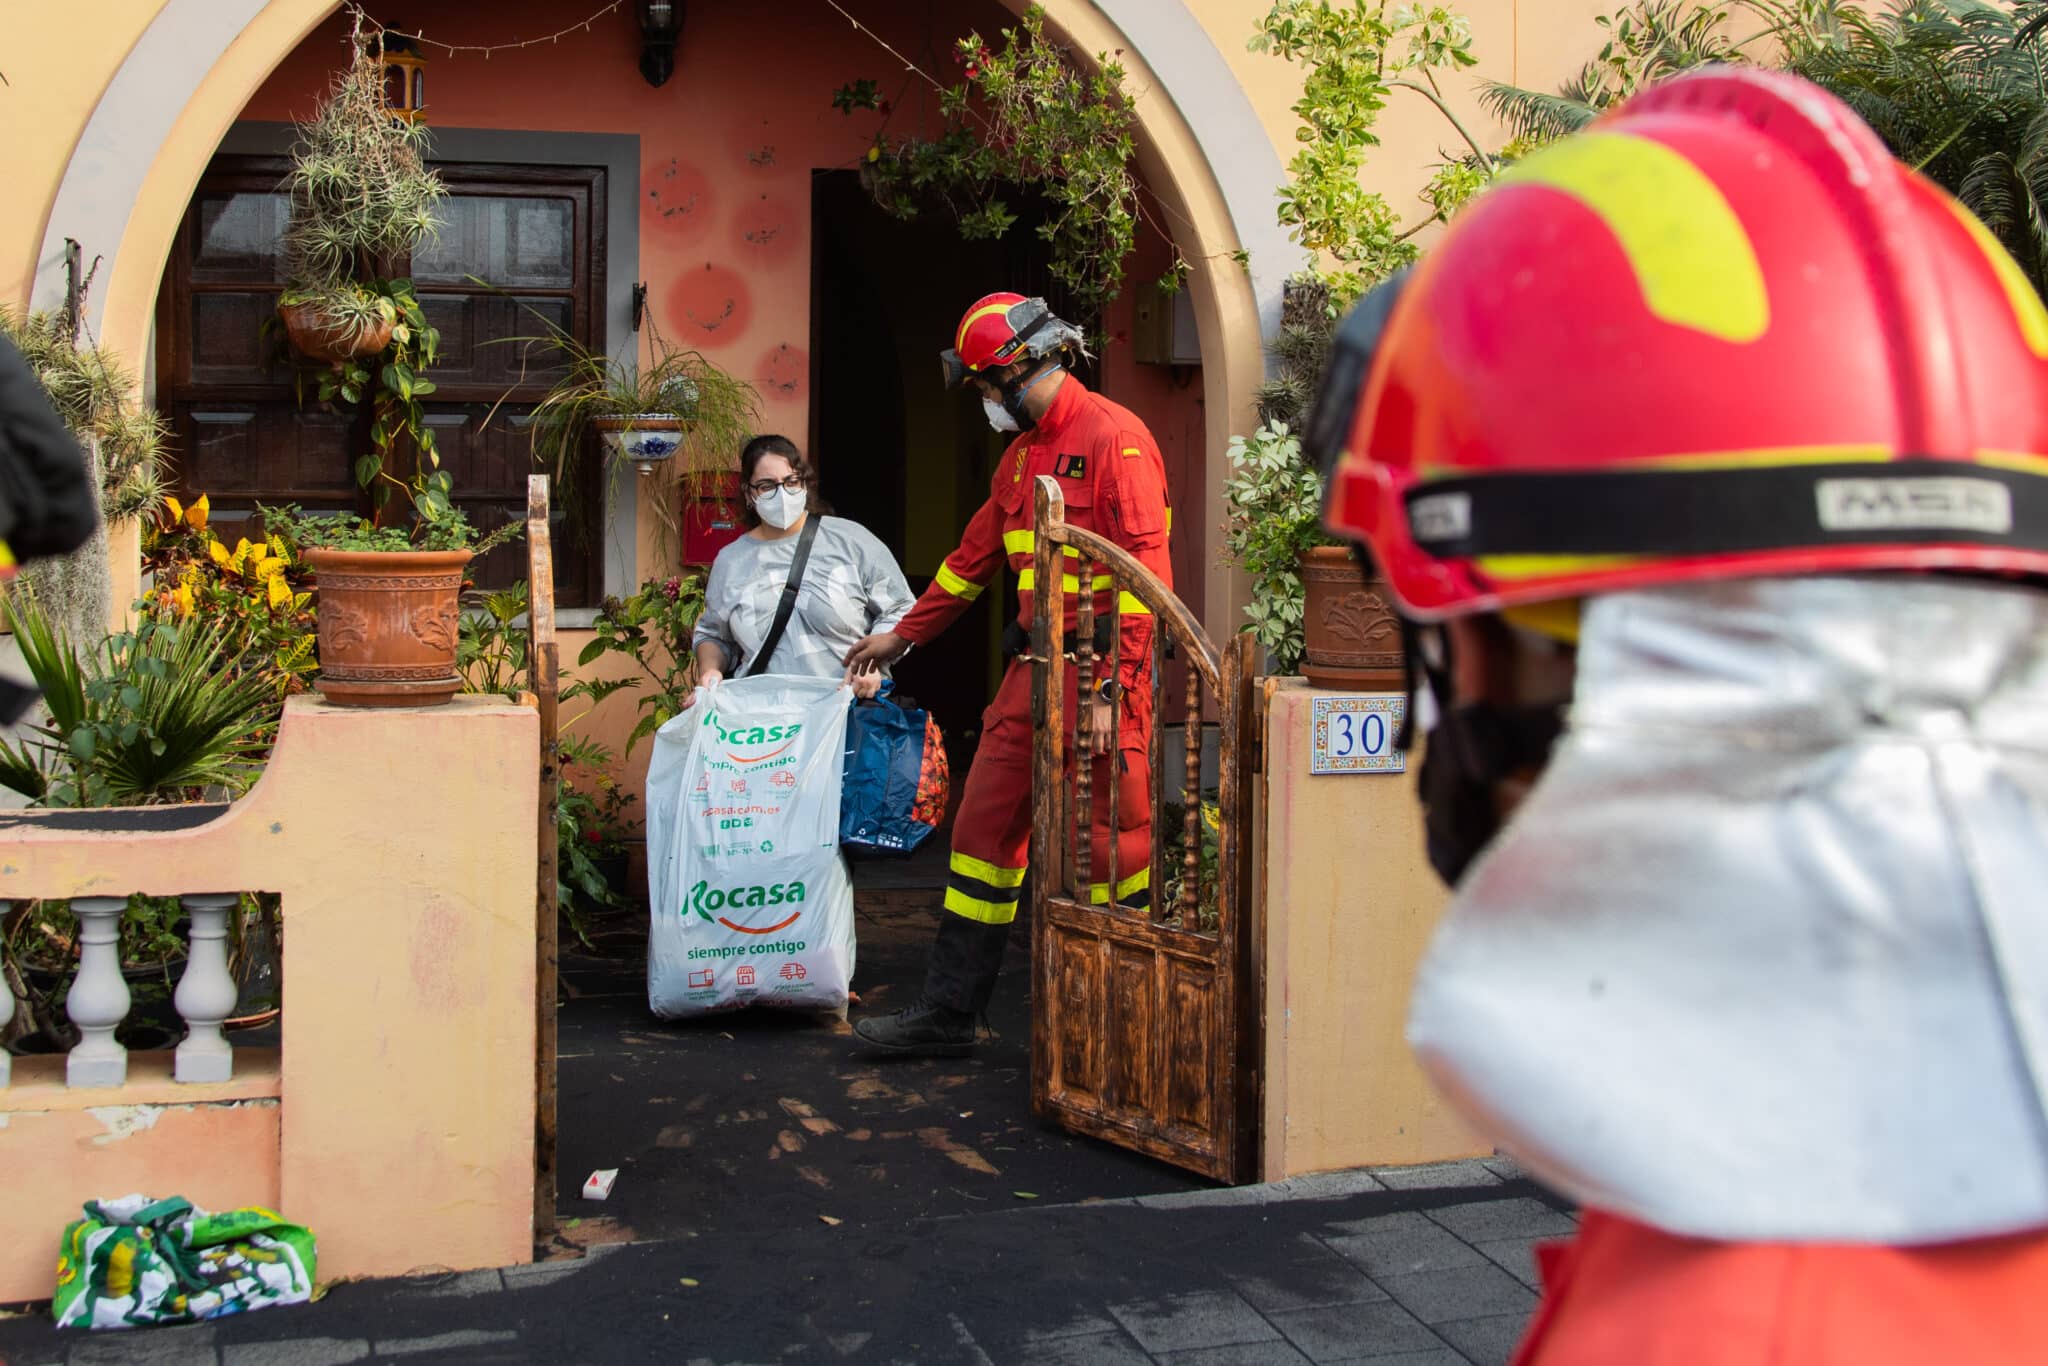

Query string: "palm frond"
[[1477, 81, 1602, 141]]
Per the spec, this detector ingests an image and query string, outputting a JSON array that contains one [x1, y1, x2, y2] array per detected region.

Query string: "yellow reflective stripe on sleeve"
[[1121, 447, 1141, 457], [950, 852, 1028, 888], [934, 562, 984, 601], [1087, 868, 1152, 903], [1165, 507, 1173, 532], [1497, 131, 1767, 343], [945, 886, 1020, 924]]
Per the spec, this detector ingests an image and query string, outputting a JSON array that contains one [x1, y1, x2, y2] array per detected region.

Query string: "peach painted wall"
[[0, 695, 539, 1295], [1259, 679, 1487, 1178]]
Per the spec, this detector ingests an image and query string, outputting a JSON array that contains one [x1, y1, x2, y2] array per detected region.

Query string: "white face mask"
[[755, 486, 807, 529], [983, 396, 1020, 433]]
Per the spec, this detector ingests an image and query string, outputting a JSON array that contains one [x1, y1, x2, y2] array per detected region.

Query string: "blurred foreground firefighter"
[[1311, 66, 2048, 1364]]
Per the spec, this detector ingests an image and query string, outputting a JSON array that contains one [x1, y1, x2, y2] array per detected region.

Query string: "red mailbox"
[[682, 473, 745, 567]]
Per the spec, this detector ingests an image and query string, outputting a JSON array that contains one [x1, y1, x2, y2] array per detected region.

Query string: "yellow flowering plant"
[[141, 495, 318, 700]]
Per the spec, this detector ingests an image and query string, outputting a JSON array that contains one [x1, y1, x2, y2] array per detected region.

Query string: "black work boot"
[[853, 994, 979, 1056]]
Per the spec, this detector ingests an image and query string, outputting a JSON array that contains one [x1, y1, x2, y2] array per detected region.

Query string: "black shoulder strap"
[[744, 514, 823, 677]]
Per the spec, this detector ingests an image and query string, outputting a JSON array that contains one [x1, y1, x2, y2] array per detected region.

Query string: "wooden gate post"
[[526, 476, 560, 1243]]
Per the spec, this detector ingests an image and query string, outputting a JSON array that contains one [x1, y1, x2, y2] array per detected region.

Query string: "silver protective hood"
[[1409, 574, 2048, 1244]]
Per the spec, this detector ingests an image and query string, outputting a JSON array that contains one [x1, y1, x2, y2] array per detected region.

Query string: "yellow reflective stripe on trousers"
[[946, 851, 1028, 925], [945, 886, 1020, 924], [1088, 868, 1152, 903], [950, 851, 1027, 888], [934, 562, 984, 601]]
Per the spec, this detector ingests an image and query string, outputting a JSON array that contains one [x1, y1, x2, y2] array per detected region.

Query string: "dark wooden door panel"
[[158, 158, 607, 605]]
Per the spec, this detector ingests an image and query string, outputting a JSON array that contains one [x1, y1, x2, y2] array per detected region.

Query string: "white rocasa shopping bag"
[[646, 674, 855, 1018]]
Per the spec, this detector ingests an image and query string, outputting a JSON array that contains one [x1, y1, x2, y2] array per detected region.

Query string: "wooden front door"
[[156, 158, 607, 605], [1028, 476, 1261, 1183]]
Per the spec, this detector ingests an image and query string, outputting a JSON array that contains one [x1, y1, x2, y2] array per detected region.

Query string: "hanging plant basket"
[[278, 299, 394, 365], [592, 414, 687, 465]]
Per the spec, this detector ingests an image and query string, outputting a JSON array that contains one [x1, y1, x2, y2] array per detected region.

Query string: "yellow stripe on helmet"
[[955, 301, 1016, 358], [1498, 131, 1768, 343], [1939, 194, 2048, 358]]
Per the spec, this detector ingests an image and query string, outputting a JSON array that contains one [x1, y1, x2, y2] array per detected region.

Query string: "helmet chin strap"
[[998, 360, 1063, 430]]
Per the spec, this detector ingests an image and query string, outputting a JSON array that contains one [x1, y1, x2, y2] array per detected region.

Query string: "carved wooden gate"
[[1028, 476, 1260, 1184]]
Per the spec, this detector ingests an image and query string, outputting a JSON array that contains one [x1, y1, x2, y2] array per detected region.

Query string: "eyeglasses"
[[748, 476, 806, 495]]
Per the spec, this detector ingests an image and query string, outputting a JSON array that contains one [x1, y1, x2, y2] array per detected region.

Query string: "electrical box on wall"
[[1132, 287, 1201, 367]]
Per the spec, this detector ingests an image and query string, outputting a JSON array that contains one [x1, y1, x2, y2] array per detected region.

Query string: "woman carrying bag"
[[690, 435, 913, 691]]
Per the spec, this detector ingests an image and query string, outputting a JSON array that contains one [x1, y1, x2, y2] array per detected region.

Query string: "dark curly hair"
[[737, 434, 830, 529]]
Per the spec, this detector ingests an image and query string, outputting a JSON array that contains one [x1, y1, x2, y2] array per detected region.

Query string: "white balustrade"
[[0, 899, 11, 1088], [173, 894, 239, 1083], [66, 895, 130, 1088]]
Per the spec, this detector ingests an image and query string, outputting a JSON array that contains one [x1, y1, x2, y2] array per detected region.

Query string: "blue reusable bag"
[[840, 686, 946, 858]]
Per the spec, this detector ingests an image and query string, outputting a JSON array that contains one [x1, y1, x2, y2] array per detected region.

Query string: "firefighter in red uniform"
[[847, 293, 1172, 1054]]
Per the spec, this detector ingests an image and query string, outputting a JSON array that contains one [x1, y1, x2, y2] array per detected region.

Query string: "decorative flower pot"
[[1298, 545, 1405, 691], [593, 415, 684, 466], [302, 547, 473, 707], [277, 300, 394, 365]]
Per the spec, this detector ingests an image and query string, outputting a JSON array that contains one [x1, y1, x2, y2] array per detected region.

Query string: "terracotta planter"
[[1298, 545, 1404, 691], [277, 300, 394, 365], [303, 547, 472, 707]]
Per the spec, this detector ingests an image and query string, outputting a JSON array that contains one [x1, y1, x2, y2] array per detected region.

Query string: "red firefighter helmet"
[[940, 292, 1085, 388], [1315, 67, 2048, 621]]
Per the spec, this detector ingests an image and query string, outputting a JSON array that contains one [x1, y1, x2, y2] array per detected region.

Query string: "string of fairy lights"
[[370, 1, 628, 58]]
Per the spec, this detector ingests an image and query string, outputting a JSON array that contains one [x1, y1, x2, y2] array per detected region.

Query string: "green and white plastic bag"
[[646, 673, 856, 1017], [53, 1195, 316, 1330]]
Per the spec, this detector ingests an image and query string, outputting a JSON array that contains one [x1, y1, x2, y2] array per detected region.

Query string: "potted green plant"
[[504, 312, 759, 539], [276, 9, 443, 365], [561, 574, 708, 755], [1222, 421, 1402, 689], [284, 503, 520, 709]]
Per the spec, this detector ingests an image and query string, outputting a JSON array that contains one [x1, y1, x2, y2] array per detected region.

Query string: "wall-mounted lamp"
[[380, 34, 427, 123], [638, 0, 683, 88]]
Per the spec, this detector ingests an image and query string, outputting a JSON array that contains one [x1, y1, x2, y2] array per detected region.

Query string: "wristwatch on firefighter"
[[1091, 678, 1122, 704]]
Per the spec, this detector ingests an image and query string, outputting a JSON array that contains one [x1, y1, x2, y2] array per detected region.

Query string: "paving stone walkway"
[[0, 1158, 1567, 1366]]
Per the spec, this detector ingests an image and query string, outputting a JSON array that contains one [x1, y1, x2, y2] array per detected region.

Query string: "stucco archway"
[[37, 0, 1287, 636]]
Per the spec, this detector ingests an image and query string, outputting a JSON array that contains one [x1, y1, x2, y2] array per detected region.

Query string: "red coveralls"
[[892, 376, 1173, 1011]]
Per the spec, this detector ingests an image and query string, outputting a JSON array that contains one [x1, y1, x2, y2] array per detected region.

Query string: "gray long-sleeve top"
[[692, 515, 915, 680]]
